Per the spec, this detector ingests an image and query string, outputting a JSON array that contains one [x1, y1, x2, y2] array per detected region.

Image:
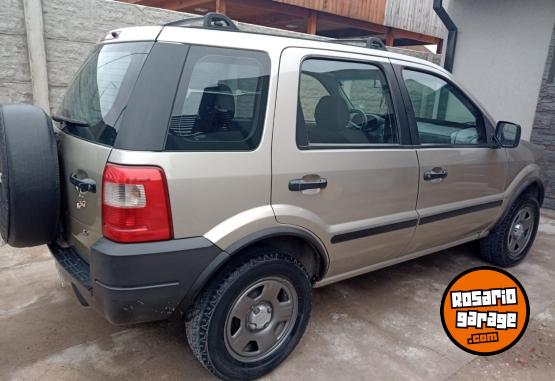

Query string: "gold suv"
[[0, 13, 544, 381]]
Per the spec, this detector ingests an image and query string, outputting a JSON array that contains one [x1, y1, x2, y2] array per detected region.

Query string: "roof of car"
[[103, 25, 449, 76]]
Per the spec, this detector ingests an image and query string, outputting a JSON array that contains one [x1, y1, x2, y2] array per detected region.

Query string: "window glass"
[[167, 46, 270, 151], [339, 78, 390, 116], [548, 54, 555, 84], [297, 59, 398, 146], [403, 70, 486, 145], [299, 73, 329, 122], [59, 42, 153, 146]]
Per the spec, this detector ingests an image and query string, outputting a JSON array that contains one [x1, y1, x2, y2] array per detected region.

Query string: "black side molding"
[[331, 200, 504, 244], [331, 219, 418, 244], [419, 200, 503, 225]]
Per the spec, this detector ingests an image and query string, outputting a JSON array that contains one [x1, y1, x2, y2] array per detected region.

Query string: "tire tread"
[[185, 250, 309, 380], [480, 195, 539, 267]]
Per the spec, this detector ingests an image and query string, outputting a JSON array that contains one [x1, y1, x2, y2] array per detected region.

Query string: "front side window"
[[297, 59, 398, 146], [166, 46, 270, 151], [59, 42, 153, 146], [403, 70, 487, 145]]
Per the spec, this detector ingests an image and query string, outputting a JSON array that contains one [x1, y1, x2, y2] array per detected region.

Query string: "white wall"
[[446, 0, 555, 140]]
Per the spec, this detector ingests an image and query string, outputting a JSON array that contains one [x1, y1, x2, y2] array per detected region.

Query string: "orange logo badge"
[[441, 266, 529, 355]]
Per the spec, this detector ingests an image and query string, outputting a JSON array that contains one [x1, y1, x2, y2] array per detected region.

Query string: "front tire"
[[480, 196, 540, 267], [185, 250, 312, 381]]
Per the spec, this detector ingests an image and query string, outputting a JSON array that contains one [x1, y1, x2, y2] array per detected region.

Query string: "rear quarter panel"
[[106, 149, 274, 245], [106, 39, 282, 248]]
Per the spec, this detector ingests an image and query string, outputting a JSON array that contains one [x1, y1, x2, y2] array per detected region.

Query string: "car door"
[[394, 61, 508, 253], [272, 48, 419, 282]]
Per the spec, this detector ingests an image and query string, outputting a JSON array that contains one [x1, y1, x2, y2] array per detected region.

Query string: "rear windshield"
[[166, 46, 270, 151], [58, 42, 153, 146]]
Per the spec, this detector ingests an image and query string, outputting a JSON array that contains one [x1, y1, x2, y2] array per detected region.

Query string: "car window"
[[338, 78, 390, 116], [299, 73, 329, 122], [297, 59, 398, 147], [59, 42, 153, 146], [402, 70, 487, 146], [166, 46, 270, 151]]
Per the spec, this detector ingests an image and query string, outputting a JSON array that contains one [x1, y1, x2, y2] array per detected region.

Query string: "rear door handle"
[[423, 167, 448, 182], [289, 177, 328, 191], [70, 171, 96, 193]]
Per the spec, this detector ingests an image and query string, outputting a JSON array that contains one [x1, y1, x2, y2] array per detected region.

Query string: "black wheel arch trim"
[[497, 177, 544, 224], [225, 226, 330, 279], [177, 250, 230, 314], [177, 227, 329, 316]]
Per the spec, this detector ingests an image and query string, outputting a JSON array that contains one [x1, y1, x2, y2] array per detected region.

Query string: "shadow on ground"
[[1, 217, 554, 380]]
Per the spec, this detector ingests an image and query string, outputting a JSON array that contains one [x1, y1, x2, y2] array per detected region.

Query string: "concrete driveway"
[[1, 216, 554, 381]]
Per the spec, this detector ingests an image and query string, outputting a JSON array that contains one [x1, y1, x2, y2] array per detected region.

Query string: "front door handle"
[[70, 171, 96, 193], [423, 168, 448, 182], [289, 177, 328, 191]]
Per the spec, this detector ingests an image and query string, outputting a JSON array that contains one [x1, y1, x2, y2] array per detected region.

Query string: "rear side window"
[[299, 73, 329, 123], [59, 42, 153, 146], [166, 46, 270, 151], [297, 58, 399, 147]]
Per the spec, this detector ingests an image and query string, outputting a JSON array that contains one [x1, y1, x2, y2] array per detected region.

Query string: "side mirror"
[[495, 121, 521, 148]]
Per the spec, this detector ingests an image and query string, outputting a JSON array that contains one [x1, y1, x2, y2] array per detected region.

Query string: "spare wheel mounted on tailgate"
[[0, 104, 61, 247]]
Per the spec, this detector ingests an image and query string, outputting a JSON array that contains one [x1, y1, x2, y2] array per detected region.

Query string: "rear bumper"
[[49, 237, 227, 325]]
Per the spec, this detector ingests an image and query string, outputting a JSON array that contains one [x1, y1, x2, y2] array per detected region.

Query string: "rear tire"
[[0, 104, 60, 247], [480, 195, 539, 267], [185, 249, 312, 381]]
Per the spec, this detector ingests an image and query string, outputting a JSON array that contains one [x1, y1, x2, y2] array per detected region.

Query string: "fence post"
[[22, 0, 50, 112]]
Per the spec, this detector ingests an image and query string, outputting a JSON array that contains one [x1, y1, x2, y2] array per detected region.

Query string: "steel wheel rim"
[[507, 206, 535, 258], [224, 276, 299, 363]]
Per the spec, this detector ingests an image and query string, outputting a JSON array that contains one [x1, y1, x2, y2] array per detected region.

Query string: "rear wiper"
[[52, 115, 89, 127]]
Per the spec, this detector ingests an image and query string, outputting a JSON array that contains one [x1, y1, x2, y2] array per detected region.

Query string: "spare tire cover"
[[0, 104, 60, 247]]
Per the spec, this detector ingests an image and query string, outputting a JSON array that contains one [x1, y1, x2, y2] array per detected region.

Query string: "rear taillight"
[[102, 164, 172, 243]]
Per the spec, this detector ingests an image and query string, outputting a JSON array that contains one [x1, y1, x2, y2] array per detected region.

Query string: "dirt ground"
[[1, 216, 554, 381]]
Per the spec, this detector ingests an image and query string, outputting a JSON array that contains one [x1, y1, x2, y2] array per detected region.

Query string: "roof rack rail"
[[332, 36, 387, 51], [164, 12, 239, 31]]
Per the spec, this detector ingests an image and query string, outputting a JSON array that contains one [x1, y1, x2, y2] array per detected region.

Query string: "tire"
[[185, 249, 312, 381], [0, 104, 60, 247], [480, 195, 540, 267]]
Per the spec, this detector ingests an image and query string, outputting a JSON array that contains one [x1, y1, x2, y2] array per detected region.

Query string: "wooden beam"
[[227, 0, 309, 18], [151, 0, 213, 12], [242, 12, 304, 27], [216, 0, 226, 13], [307, 11, 317, 34], [317, 12, 388, 34], [436, 38, 444, 54], [389, 28, 440, 45], [385, 29, 394, 46]]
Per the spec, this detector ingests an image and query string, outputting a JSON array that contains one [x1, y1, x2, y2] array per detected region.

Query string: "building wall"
[[274, 0, 446, 38], [531, 26, 555, 209], [274, 0, 387, 26], [1, 0, 439, 114], [384, 0, 445, 38], [40, 0, 186, 112], [0, 0, 32, 105], [445, 0, 555, 140]]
